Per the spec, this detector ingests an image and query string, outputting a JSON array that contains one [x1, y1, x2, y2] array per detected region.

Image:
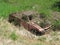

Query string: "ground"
[[0, 0, 60, 45], [0, 18, 60, 45]]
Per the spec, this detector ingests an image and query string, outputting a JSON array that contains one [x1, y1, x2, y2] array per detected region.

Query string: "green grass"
[[10, 32, 18, 41], [0, 0, 60, 44], [0, 0, 60, 31], [0, 0, 60, 18]]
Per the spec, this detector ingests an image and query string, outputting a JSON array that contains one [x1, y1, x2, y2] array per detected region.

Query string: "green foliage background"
[[0, 0, 60, 30]]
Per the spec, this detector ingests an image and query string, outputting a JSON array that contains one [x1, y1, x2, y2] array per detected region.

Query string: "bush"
[[54, 2, 60, 9], [52, 1, 60, 12]]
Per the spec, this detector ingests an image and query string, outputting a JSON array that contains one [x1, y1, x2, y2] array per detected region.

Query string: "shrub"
[[52, 1, 60, 12]]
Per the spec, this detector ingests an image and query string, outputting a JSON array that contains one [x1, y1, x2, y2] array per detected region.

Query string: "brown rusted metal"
[[8, 10, 51, 35]]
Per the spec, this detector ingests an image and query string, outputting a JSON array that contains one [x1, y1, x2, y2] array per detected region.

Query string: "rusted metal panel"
[[28, 22, 44, 32], [21, 20, 28, 30], [8, 11, 51, 35]]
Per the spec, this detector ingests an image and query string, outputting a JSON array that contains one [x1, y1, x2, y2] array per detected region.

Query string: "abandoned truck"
[[8, 11, 51, 35]]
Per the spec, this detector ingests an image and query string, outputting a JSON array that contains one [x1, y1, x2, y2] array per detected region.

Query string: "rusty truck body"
[[8, 11, 51, 35]]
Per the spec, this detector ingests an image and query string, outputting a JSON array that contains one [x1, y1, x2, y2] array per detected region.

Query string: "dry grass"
[[0, 18, 60, 45]]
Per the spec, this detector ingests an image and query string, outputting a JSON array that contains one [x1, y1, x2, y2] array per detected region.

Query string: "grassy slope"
[[0, 18, 60, 45], [0, 0, 60, 45]]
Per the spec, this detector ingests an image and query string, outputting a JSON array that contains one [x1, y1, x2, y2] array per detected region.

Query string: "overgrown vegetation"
[[0, 0, 60, 45], [52, 19, 60, 31], [52, 1, 60, 12]]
